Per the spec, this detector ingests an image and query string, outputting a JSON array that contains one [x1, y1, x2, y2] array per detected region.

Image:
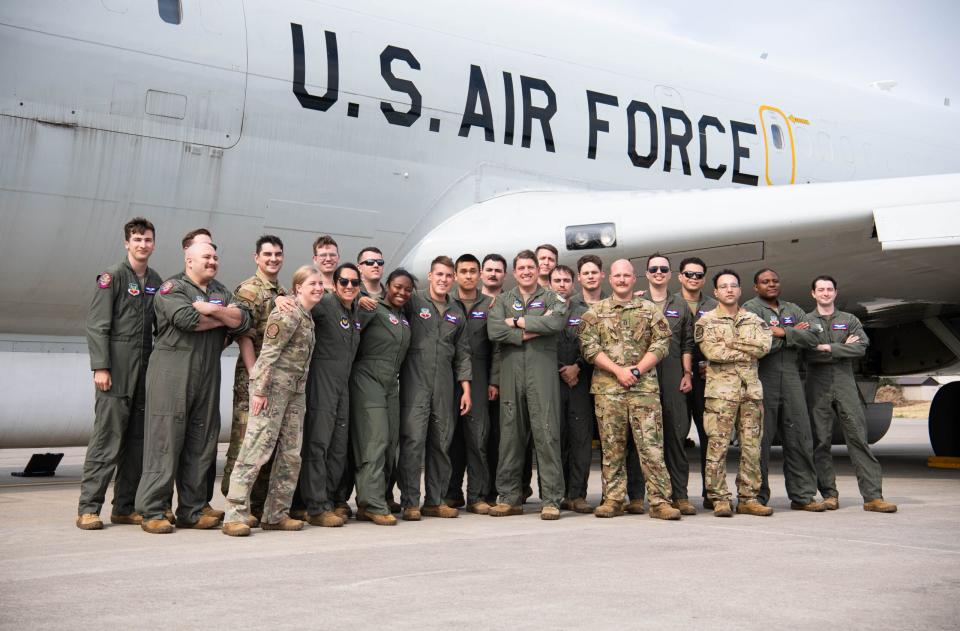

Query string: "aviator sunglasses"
[[360, 258, 385, 267], [681, 271, 705, 279], [337, 278, 362, 287]]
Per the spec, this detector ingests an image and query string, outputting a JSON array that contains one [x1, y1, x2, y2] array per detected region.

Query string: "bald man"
[[135, 243, 252, 533]]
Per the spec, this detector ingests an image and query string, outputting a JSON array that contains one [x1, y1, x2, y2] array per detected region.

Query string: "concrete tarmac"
[[1, 418, 958, 630]]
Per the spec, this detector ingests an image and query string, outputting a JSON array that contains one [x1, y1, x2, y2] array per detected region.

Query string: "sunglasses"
[[337, 278, 361, 287], [681, 271, 705, 279], [648, 266, 670, 274], [360, 258, 385, 267]]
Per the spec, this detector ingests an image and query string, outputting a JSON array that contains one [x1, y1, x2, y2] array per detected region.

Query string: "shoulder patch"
[[97, 272, 112, 289], [158, 280, 175, 295], [265, 323, 280, 339], [694, 322, 705, 343], [656, 319, 670, 335]]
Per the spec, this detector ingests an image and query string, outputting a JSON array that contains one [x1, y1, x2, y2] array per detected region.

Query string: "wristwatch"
[[630, 367, 642, 378]]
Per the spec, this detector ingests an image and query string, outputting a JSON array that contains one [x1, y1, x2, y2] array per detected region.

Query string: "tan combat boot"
[[790, 500, 827, 512], [222, 521, 251, 537], [736, 500, 774, 516], [288, 509, 309, 521], [594, 499, 624, 518], [163, 509, 176, 524], [387, 498, 402, 514], [421, 504, 459, 518], [713, 500, 733, 517], [444, 497, 466, 509], [362, 510, 397, 526], [466, 501, 491, 515], [76, 513, 103, 530], [625, 499, 645, 514], [201, 504, 225, 521], [559, 498, 574, 510], [261, 517, 305, 531], [141, 518, 174, 534], [401, 507, 422, 521], [110, 511, 143, 525], [571, 498, 595, 514], [672, 499, 697, 515], [177, 514, 221, 529], [649, 503, 682, 520], [488, 503, 523, 517], [821, 496, 839, 510], [245, 514, 260, 528], [334, 502, 354, 519], [308, 511, 345, 527], [863, 498, 898, 513], [540, 506, 561, 520]]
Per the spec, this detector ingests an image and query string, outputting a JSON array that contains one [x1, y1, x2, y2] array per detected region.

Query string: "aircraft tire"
[[929, 381, 960, 457]]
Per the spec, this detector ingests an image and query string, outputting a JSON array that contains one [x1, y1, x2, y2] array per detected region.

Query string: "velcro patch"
[[419, 307, 432, 319], [388, 314, 399, 325], [782, 316, 795, 325], [567, 317, 581, 327], [127, 283, 140, 296], [469, 310, 487, 320], [665, 309, 680, 318], [145, 286, 157, 295], [444, 313, 459, 324], [401, 317, 410, 326], [339, 316, 350, 330], [159, 280, 174, 295], [512, 299, 523, 312], [697, 309, 705, 317], [97, 272, 112, 289], [209, 297, 224, 305], [694, 322, 704, 342], [528, 300, 545, 309], [265, 323, 280, 339], [832, 323, 849, 330], [769, 317, 780, 326]]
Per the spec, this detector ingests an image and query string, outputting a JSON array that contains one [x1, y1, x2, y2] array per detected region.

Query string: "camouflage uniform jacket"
[[695, 307, 772, 401], [249, 302, 315, 396], [579, 297, 671, 395], [232, 270, 287, 380]]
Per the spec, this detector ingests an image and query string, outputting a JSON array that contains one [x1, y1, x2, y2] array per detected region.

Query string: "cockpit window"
[[771, 124, 784, 150], [158, 0, 182, 25]]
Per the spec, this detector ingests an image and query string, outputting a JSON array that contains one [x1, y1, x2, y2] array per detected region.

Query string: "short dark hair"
[[535, 243, 559, 258], [482, 253, 507, 270], [256, 234, 284, 254], [646, 252, 671, 267], [679, 256, 707, 274], [551, 264, 575, 281], [455, 254, 481, 270], [387, 268, 417, 288], [513, 249, 537, 269], [357, 246, 382, 262], [181, 228, 211, 250], [430, 255, 455, 272], [753, 268, 778, 284], [124, 217, 155, 241], [312, 234, 339, 254], [334, 262, 360, 283], [811, 274, 837, 290], [576, 254, 602, 273], [713, 268, 741, 288]]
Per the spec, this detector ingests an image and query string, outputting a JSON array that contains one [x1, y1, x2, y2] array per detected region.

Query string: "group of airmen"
[[75, 217, 897, 536]]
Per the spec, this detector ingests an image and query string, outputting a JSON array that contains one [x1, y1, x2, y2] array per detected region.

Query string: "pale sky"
[[593, 0, 958, 107]]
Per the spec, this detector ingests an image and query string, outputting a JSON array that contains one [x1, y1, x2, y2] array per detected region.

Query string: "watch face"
[[631, 368, 641, 378]]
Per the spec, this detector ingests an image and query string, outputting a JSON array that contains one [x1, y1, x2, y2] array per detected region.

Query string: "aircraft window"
[[158, 0, 181, 24], [771, 124, 784, 150]]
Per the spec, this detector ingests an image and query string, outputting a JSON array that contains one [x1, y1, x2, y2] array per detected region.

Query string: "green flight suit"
[[351, 300, 411, 515], [398, 290, 472, 508], [79, 261, 162, 516], [743, 297, 820, 505], [804, 309, 884, 501], [488, 285, 567, 508], [446, 292, 495, 505], [293, 292, 360, 515], [134, 275, 251, 523], [556, 295, 594, 501]]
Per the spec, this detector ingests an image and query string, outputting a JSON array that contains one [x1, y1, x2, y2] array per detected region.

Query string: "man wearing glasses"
[[357, 246, 386, 310], [677, 257, 717, 509], [694, 269, 772, 517], [312, 235, 340, 290]]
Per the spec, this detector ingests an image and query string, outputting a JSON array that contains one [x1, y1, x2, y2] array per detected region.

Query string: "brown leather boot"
[[571, 498, 595, 514], [444, 497, 466, 509], [141, 518, 174, 534], [822, 496, 839, 510], [261, 517, 305, 531], [559, 498, 574, 510], [421, 504, 459, 518], [713, 500, 733, 517], [76, 513, 103, 530], [488, 503, 523, 517], [594, 500, 624, 518], [672, 499, 697, 515], [362, 510, 397, 526], [334, 502, 354, 519], [308, 511, 345, 527], [289, 509, 309, 521], [222, 521, 251, 537], [736, 500, 774, 516], [649, 503, 682, 520], [177, 514, 221, 529], [201, 504, 225, 521], [110, 512, 143, 525], [245, 514, 260, 528], [790, 500, 827, 512], [625, 499, 645, 515], [401, 507, 421, 521], [466, 501, 491, 515], [387, 499, 402, 514], [540, 506, 560, 520], [163, 509, 176, 524], [863, 498, 898, 513]]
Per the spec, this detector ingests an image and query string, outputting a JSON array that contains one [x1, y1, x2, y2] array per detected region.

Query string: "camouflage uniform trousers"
[[703, 396, 763, 503], [224, 385, 305, 525], [222, 374, 273, 515], [594, 393, 672, 507]]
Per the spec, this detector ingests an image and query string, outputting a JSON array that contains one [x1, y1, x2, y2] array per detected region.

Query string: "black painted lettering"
[[626, 100, 658, 168], [380, 46, 422, 127], [503, 72, 515, 145], [291, 23, 338, 111], [731, 120, 759, 186], [586, 90, 618, 160], [459, 65, 495, 142], [697, 115, 727, 180], [662, 107, 692, 175], [520, 76, 557, 152]]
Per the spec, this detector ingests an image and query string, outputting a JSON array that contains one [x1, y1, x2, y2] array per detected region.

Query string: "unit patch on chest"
[[444, 313, 459, 324], [340, 315, 351, 329], [127, 283, 140, 296], [388, 314, 399, 325], [469, 310, 487, 320], [419, 307, 432, 319], [832, 323, 849, 331], [664, 309, 680, 318]]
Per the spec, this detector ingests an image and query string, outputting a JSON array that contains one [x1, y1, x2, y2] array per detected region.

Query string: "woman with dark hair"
[[292, 263, 362, 527], [351, 269, 416, 525]]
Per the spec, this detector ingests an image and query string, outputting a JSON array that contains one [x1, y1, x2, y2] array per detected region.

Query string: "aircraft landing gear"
[[929, 381, 960, 457]]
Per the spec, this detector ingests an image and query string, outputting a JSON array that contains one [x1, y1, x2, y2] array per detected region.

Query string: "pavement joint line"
[[330, 568, 469, 589]]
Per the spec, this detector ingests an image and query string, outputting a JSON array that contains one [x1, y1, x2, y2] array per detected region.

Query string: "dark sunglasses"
[[648, 266, 670, 274], [337, 278, 361, 287], [360, 258, 385, 267], [681, 271, 705, 279]]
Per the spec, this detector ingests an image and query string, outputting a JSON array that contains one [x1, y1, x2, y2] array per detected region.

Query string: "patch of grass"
[[893, 401, 931, 419]]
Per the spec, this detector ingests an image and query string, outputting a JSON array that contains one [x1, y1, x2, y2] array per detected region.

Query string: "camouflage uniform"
[[695, 308, 772, 503], [224, 303, 315, 526], [222, 270, 287, 510], [579, 297, 673, 507]]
